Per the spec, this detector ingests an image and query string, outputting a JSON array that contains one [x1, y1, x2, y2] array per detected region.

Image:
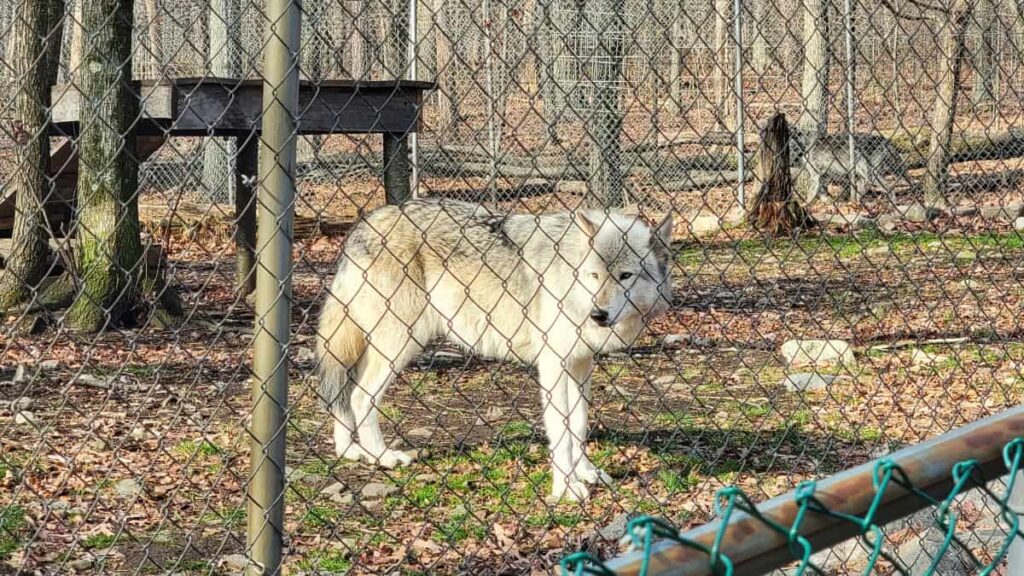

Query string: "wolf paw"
[[549, 479, 590, 503], [373, 449, 415, 469], [576, 463, 613, 486]]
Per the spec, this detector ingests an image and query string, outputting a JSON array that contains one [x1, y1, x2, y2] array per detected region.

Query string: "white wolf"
[[315, 199, 673, 501]]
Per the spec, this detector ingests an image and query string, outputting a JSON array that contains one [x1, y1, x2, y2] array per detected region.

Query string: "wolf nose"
[[589, 308, 610, 326]]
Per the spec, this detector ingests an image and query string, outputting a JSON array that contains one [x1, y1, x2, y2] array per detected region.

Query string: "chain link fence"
[[4, 0, 1024, 573]]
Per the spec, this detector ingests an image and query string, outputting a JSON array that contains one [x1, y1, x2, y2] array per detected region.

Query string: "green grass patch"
[[433, 513, 487, 544], [173, 439, 223, 458], [498, 421, 534, 441], [654, 411, 697, 428], [657, 467, 699, 493], [525, 511, 583, 529], [299, 549, 352, 573], [82, 533, 117, 550], [0, 506, 27, 560], [302, 506, 342, 529]]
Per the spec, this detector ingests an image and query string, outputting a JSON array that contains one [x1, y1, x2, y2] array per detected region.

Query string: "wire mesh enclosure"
[[4, 0, 1024, 574]]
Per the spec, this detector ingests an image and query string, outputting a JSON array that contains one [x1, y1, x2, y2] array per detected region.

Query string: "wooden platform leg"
[[383, 132, 411, 205], [235, 133, 258, 296]]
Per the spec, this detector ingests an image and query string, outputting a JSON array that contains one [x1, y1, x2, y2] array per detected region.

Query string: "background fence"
[[4, 0, 1024, 573]]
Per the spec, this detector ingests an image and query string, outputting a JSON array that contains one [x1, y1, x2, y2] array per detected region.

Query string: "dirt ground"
[[5, 164, 1024, 574]]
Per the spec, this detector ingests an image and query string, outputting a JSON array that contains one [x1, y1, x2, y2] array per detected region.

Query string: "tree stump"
[[747, 113, 816, 235]]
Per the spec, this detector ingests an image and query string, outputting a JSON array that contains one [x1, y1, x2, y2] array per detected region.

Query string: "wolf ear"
[[652, 211, 673, 249], [577, 212, 598, 237]]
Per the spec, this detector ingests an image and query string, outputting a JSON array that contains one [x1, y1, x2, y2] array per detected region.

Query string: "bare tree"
[[923, 0, 975, 207], [799, 0, 830, 135], [751, 0, 775, 74], [0, 0, 65, 310], [59, 0, 181, 330], [586, 0, 626, 207], [202, 0, 241, 202], [713, 0, 734, 131], [748, 113, 815, 234], [971, 0, 996, 107]]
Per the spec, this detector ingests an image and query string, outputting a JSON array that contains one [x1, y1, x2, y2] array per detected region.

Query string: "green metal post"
[[247, 0, 300, 572]]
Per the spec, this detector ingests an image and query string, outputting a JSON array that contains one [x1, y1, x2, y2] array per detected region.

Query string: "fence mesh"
[[4, 0, 1024, 573]]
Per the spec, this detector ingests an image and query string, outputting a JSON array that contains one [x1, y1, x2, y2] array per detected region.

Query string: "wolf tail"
[[315, 291, 366, 412]]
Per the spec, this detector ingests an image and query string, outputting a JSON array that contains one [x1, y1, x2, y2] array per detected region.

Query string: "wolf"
[[791, 129, 909, 204], [315, 199, 674, 501]]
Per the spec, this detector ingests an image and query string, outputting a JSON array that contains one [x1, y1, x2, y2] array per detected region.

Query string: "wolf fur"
[[791, 129, 909, 204], [315, 199, 673, 501]]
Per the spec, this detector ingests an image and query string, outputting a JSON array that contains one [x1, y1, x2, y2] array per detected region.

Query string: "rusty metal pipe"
[[605, 405, 1024, 576]]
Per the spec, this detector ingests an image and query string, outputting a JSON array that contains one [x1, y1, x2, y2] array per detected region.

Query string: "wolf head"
[[576, 211, 674, 328]]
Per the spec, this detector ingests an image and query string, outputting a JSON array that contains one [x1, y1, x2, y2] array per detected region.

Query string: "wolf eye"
[[619, 272, 634, 281]]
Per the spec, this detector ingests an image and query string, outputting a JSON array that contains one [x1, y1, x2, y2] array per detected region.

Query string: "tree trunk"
[[69, 0, 82, 79], [0, 0, 63, 310], [923, 0, 975, 207], [143, 0, 163, 75], [799, 0, 830, 136], [537, 0, 563, 140], [65, 0, 180, 331], [433, 0, 457, 134], [748, 113, 815, 234], [586, 0, 626, 208], [344, 0, 367, 78], [713, 0, 734, 131], [202, 0, 240, 202], [971, 0, 995, 108], [751, 0, 773, 75], [668, 4, 684, 114]]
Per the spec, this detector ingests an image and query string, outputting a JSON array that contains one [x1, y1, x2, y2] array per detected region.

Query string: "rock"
[[218, 553, 249, 573], [900, 203, 942, 223], [74, 374, 112, 389], [980, 204, 1018, 220], [951, 205, 979, 217], [663, 334, 684, 348], [877, 214, 899, 231], [114, 478, 143, 497], [331, 492, 354, 505], [910, 349, 947, 366], [407, 427, 435, 439], [296, 347, 315, 362], [14, 411, 36, 426], [321, 482, 348, 497], [12, 397, 32, 411], [1015, 216, 1024, 232], [415, 473, 439, 482], [13, 365, 26, 383], [596, 513, 634, 541], [688, 215, 722, 237], [361, 482, 398, 499], [129, 425, 147, 441], [865, 245, 891, 257], [39, 359, 59, 371], [893, 526, 972, 575], [780, 339, 855, 367], [69, 558, 94, 572], [781, 373, 836, 392]]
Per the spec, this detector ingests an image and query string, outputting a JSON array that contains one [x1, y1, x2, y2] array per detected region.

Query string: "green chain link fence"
[[562, 407, 1024, 575]]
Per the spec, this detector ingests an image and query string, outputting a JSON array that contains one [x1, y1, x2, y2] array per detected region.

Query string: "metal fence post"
[[247, 0, 301, 572], [732, 0, 745, 208]]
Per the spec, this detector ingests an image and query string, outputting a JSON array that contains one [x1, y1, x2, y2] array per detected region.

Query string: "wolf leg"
[[332, 401, 358, 459], [348, 345, 420, 468], [567, 356, 612, 487], [538, 352, 589, 502]]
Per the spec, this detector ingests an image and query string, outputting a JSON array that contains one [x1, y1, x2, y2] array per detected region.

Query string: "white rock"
[[361, 482, 398, 499], [780, 340, 855, 367], [321, 482, 347, 496], [12, 397, 32, 411], [39, 359, 59, 371], [14, 411, 36, 426], [114, 478, 143, 497], [1015, 216, 1024, 232], [688, 215, 722, 237], [406, 427, 436, 439], [13, 365, 26, 383], [218, 553, 249, 573], [663, 334, 684, 348], [781, 373, 836, 392]]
